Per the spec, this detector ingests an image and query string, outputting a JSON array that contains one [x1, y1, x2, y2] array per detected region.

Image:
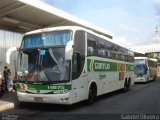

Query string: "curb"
[[0, 101, 15, 112]]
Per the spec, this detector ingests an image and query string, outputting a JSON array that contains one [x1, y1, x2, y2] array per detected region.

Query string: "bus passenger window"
[[118, 54, 121, 60], [98, 49, 106, 57], [110, 52, 115, 59], [106, 51, 110, 58], [87, 39, 97, 56], [88, 47, 94, 56], [121, 55, 125, 61]]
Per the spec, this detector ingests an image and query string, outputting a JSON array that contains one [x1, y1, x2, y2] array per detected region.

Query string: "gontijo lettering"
[[95, 62, 110, 70]]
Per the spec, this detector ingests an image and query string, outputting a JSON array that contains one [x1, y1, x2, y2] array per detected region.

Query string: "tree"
[[146, 53, 154, 58]]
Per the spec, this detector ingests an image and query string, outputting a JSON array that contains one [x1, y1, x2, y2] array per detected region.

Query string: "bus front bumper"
[[134, 76, 147, 82], [17, 91, 72, 105]]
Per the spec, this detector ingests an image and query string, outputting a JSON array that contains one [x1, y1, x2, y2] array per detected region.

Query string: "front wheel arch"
[[122, 78, 128, 93], [87, 82, 97, 104], [127, 77, 131, 90]]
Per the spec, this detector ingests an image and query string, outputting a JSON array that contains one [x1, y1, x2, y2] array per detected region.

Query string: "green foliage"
[[146, 53, 154, 58]]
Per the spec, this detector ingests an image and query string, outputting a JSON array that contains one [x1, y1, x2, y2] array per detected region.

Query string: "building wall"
[[0, 29, 23, 76], [154, 53, 160, 59]]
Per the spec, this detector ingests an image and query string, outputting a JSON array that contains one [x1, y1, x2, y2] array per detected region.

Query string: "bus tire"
[[87, 83, 97, 105], [127, 78, 131, 90], [122, 79, 128, 93]]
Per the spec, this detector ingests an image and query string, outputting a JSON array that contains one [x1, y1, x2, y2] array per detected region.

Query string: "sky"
[[40, 0, 160, 47]]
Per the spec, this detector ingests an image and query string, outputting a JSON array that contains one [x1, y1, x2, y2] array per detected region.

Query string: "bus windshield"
[[135, 64, 147, 75], [17, 47, 70, 82], [21, 30, 72, 49]]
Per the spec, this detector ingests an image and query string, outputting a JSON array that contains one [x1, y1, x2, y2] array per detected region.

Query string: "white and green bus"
[[14, 26, 134, 105], [134, 57, 157, 82]]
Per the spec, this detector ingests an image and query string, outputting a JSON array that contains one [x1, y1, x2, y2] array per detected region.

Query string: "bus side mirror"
[[6, 47, 19, 64], [145, 67, 148, 74]]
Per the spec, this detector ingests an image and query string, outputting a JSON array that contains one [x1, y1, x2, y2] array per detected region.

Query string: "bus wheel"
[[122, 79, 128, 93], [87, 83, 97, 105], [127, 78, 131, 90]]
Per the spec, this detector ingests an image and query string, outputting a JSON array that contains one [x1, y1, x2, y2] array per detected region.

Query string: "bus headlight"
[[53, 89, 69, 94]]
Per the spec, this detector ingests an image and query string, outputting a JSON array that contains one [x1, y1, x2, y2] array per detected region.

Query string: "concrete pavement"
[[0, 91, 18, 112]]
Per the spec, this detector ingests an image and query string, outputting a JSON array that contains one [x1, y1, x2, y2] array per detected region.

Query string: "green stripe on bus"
[[16, 83, 21, 89], [17, 83, 72, 90], [126, 64, 135, 71], [87, 59, 134, 72]]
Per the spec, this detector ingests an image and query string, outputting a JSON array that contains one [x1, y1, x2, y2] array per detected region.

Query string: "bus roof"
[[25, 26, 112, 41], [148, 58, 158, 62], [25, 26, 91, 34], [24, 26, 133, 53], [134, 57, 147, 59], [134, 57, 158, 62]]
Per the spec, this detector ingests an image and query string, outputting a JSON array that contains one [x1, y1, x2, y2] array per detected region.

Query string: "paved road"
[[1, 78, 160, 120]]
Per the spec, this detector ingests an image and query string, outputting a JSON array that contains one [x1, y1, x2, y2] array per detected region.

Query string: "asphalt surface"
[[0, 91, 17, 112], [1, 78, 160, 120]]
